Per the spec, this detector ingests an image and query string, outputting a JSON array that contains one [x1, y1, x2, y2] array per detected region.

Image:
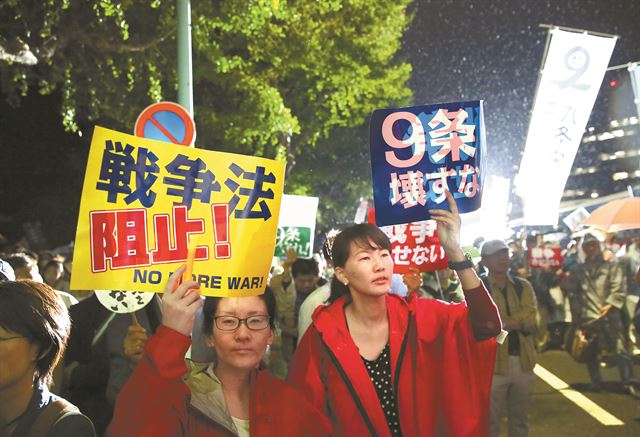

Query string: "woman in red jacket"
[[288, 190, 502, 437], [107, 266, 330, 437]]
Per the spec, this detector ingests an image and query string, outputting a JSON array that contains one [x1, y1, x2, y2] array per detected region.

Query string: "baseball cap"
[[480, 240, 509, 257], [0, 258, 15, 281]]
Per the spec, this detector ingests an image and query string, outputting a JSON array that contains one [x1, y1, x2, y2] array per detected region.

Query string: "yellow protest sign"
[[71, 126, 285, 297]]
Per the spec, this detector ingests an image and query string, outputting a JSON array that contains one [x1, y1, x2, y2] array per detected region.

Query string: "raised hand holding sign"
[[161, 265, 202, 337], [369, 101, 485, 227]]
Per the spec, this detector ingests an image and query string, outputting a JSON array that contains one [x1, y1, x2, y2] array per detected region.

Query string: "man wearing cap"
[[565, 233, 635, 394], [481, 239, 537, 437]]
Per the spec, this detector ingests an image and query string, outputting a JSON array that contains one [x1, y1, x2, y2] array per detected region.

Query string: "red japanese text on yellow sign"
[[71, 126, 285, 297]]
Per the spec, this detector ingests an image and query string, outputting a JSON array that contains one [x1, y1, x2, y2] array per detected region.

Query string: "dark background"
[[1, 0, 639, 249]]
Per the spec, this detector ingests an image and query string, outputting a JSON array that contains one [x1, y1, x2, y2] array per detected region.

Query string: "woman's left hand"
[[428, 189, 463, 259], [162, 265, 202, 337]]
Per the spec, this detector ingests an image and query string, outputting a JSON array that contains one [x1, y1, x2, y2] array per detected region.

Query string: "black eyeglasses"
[[213, 315, 270, 331]]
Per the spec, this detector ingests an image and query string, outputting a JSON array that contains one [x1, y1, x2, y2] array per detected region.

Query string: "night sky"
[[1, 0, 639, 248], [404, 0, 640, 180]]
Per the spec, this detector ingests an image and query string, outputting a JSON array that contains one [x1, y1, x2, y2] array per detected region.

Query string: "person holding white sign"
[[289, 189, 502, 437], [107, 266, 331, 437]]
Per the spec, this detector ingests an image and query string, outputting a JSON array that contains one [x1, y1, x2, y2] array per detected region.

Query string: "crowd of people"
[[1, 192, 639, 436]]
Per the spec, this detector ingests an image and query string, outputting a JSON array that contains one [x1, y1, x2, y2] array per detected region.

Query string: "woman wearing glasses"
[[289, 191, 502, 436], [108, 266, 330, 437]]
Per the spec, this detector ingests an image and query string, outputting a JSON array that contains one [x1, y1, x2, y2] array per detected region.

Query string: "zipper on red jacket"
[[392, 316, 411, 435], [392, 316, 411, 395], [321, 341, 379, 437]]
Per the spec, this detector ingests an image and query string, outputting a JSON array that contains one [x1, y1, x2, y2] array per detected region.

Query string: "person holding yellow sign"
[[107, 265, 331, 437]]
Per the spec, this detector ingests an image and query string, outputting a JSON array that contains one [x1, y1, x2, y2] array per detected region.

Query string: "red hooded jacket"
[[107, 325, 331, 437], [288, 287, 500, 437]]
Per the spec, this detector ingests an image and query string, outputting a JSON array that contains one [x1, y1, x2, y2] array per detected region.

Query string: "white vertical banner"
[[516, 28, 617, 225], [274, 194, 319, 258]]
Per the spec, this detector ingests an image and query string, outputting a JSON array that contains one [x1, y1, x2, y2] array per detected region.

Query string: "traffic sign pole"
[[177, 0, 194, 116]]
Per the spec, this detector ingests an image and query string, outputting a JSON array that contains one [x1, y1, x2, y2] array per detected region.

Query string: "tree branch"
[[90, 30, 173, 54], [0, 36, 38, 65]]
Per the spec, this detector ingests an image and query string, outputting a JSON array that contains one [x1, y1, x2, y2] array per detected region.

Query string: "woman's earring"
[[344, 280, 349, 286]]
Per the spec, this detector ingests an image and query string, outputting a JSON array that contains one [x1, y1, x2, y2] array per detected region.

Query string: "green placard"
[[274, 226, 312, 258]]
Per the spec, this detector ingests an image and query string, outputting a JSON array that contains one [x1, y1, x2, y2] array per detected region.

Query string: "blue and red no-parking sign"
[[134, 102, 196, 147]]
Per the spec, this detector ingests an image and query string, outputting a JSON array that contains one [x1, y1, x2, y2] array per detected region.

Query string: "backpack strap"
[[482, 274, 524, 300], [512, 276, 524, 299], [27, 399, 79, 437]]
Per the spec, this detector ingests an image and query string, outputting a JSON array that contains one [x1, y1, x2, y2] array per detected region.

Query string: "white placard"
[[95, 289, 155, 313], [629, 62, 640, 118], [480, 175, 511, 239], [354, 200, 369, 224], [562, 206, 590, 231], [275, 194, 319, 258]]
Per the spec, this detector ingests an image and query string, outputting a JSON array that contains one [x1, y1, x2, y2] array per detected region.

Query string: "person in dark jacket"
[[64, 293, 113, 436], [0, 280, 95, 436], [289, 190, 502, 437], [107, 266, 331, 436]]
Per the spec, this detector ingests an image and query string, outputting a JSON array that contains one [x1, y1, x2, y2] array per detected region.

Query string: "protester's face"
[[43, 264, 63, 287], [582, 240, 601, 259], [207, 296, 273, 372], [0, 326, 38, 392], [294, 273, 319, 295], [336, 240, 393, 298], [483, 249, 511, 274]]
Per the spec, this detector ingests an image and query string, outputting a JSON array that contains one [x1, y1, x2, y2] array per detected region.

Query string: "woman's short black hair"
[[328, 224, 391, 304], [0, 280, 70, 386], [202, 286, 276, 337]]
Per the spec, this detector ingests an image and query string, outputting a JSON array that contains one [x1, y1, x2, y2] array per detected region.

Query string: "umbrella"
[[579, 197, 640, 233]]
